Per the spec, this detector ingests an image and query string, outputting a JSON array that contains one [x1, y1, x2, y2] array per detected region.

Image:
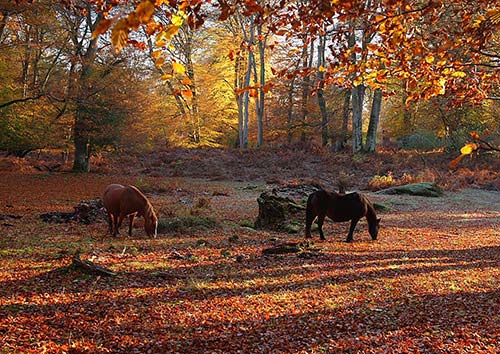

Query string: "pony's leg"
[[115, 215, 124, 236], [128, 214, 135, 237], [107, 213, 114, 235], [317, 214, 326, 240], [346, 218, 359, 243], [305, 210, 316, 239]]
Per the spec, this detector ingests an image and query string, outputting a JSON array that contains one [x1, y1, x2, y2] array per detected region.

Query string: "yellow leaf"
[[353, 75, 363, 86], [460, 143, 477, 155], [171, 11, 186, 27], [161, 73, 172, 80], [111, 19, 129, 53], [451, 71, 467, 78], [425, 55, 434, 64], [135, 1, 155, 24], [172, 62, 186, 75], [318, 65, 326, 72], [437, 77, 446, 95], [164, 24, 180, 40]]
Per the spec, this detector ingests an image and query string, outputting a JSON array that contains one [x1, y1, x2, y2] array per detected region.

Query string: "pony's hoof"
[[345, 239, 353, 243]]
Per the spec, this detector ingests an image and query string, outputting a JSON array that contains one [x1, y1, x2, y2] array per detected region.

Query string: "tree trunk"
[[334, 89, 351, 152], [365, 88, 382, 152], [300, 36, 314, 142], [351, 84, 365, 153], [256, 22, 267, 147], [287, 77, 296, 144], [239, 13, 256, 149], [316, 32, 328, 146], [72, 10, 102, 172]]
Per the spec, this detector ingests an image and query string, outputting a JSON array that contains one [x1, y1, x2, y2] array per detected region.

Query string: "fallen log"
[[71, 251, 117, 276], [262, 241, 317, 255]]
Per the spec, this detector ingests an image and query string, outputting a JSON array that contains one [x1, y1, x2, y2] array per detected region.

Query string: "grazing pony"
[[305, 190, 380, 242], [102, 184, 158, 238]]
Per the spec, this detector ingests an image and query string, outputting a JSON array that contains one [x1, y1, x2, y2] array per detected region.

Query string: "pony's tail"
[[305, 193, 316, 238]]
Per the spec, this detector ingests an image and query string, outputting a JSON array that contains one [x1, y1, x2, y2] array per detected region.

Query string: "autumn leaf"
[[171, 11, 186, 27], [460, 143, 478, 155], [172, 62, 186, 75], [353, 75, 363, 87], [449, 154, 465, 168], [425, 55, 435, 64], [181, 77, 192, 85], [470, 132, 480, 139], [91, 18, 114, 40], [181, 89, 193, 98], [451, 71, 467, 78], [161, 73, 173, 80], [111, 19, 130, 53], [151, 50, 162, 59], [135, 0, 155, 24], [155, 56, 165, 67]]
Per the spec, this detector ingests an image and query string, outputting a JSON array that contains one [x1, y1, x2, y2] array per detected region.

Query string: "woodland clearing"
[[0, 148, 499, 353]]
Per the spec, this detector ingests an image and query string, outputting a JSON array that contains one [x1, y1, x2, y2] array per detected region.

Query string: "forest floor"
[[1, 148, 499, 353]]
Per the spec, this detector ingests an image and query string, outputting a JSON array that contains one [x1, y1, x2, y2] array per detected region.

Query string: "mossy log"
[[377, 182, 443, 197]]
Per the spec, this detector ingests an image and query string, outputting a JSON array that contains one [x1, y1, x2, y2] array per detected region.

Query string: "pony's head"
[[369, 218, 381, 240], [145, 208, 158, 238]]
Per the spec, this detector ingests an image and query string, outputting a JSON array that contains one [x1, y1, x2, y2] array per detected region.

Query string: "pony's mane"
[[128, 185, 155, 218], [362, 194, 378, 223]]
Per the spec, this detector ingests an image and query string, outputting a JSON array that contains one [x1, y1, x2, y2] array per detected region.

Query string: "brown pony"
[[102, 184, 158, 238], [305, 189, 380, 242]]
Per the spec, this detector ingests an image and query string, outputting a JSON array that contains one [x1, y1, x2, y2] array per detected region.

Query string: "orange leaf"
[[449, 154, 465, 168], [181, 78, 192, 85], [111, 19, 130, 53], [151, 50, 162, 59], [91, 18, 114, 40], [135, 0, 155, 24], [181, 89, 193, 98]]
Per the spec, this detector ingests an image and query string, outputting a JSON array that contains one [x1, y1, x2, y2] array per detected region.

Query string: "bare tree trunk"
[[334, 89, 351, 152], [235, 54, 244, 148], [351, 84, 365, 153], [316, 31, 328, 146], [287, 76, 296, 144], [300, 37, 314, 142], [365, 88, 382, 152], [256, 22, 267, 147], [240, 14, 255, 148]]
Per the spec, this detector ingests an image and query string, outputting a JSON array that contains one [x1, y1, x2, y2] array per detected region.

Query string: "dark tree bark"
[[365, 88, 382, 152]]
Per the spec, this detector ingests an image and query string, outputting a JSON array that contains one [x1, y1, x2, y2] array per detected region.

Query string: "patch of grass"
[[157, 215, 220, 233], [239, 219, 255, 228]]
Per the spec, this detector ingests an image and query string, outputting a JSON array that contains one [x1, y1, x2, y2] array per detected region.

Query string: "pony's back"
[[103, 184, 126, 215]]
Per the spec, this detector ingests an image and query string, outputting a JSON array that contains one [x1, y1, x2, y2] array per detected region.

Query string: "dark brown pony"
[[305, 190, 380, 242], [102, 184, 158, 238]]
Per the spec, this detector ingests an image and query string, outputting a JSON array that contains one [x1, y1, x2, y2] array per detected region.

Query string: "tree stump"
[[40, 199, 105, 224], [254, 184, 320, 231]]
